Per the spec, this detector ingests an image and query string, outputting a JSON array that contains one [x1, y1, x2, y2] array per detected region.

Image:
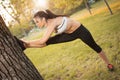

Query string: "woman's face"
[[33, 17, 46, 28]]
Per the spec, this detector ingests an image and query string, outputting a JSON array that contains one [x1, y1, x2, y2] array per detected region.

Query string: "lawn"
[[24, 0, 120, 80]]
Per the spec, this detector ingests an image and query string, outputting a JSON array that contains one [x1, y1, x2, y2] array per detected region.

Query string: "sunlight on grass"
[[24, 0, 120, 80]]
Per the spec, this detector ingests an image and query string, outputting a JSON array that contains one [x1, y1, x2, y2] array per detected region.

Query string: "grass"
[[24, 0, 120, 80]]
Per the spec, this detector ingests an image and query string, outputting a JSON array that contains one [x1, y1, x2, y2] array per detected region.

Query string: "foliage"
[[0, 0, 34, 38], [9, 20, 35, 38], [9, 24, 26, 38], [49, 0, 84, 15], [10, 0, 33, 22]]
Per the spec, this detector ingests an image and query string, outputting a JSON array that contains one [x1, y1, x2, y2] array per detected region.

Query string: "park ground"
[[24, 0, 120, 80]]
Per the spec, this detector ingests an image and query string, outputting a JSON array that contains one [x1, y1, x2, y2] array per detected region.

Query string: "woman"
[[19, 9, 114, 71]]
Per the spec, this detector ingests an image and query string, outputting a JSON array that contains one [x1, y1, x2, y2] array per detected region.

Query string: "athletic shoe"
[[107, 64, 114, 71]]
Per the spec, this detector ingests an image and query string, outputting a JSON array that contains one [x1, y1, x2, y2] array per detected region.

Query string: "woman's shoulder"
[[48, 17, 71, 27], [55, 16, 70, 23], [53, 17, 64, 25]]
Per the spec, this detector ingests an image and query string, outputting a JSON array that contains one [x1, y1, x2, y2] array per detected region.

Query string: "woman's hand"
[[20, 39, 47, 48], [20, 39, 30, 48]]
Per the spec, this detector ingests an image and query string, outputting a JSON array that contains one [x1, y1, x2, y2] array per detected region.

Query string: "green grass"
[[24, 0, 120, 80]]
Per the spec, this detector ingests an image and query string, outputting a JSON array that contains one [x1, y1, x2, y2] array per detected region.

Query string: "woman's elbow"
[[42, 43, 47, 47], [39, 40, 47, 45]]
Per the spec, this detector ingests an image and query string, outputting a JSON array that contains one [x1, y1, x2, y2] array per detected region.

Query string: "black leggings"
[[46, 24, 102, 53]]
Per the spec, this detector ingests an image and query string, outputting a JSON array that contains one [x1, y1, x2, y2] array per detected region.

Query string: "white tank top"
[[55, 17, 67, 34]]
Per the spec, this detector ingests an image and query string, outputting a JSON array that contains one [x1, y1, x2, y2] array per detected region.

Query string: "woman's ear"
[[42, 17, 45, 21], [42, 17, 47, 23]]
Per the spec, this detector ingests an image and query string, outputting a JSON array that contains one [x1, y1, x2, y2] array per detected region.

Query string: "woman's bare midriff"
[[65, 19, 81, 34]]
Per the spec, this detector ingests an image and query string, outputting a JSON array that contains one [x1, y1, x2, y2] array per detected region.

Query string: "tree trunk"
[[84, 0, 92, 15], [1, 2, 21, 25], [0, 15, 43, 80], [103, 0, 113, 15]]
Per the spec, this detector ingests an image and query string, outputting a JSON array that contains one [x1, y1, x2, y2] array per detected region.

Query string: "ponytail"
[[45, 9, 57, 18], [34, 9, 69, 20], [45, 9, 69, 19]]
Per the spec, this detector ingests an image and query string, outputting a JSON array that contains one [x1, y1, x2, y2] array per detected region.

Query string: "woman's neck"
[[45, 18, 55, 27]]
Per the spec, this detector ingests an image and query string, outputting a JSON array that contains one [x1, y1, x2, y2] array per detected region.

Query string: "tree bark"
[[0, 15, 43, 80]]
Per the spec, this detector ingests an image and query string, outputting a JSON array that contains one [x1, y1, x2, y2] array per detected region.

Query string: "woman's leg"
[[77, 25, 114, 70], [77, 25, 102, 53], [98, 51, 114, 71], [98, 51, 110, 65], [46, 33, 77, 45]]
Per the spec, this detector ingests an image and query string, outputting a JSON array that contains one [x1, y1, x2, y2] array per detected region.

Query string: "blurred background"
[[0, 0, 109, 38]]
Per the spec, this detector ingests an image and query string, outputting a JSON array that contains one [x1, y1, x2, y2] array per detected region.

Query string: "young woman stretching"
[[18, 9, 114, 71]]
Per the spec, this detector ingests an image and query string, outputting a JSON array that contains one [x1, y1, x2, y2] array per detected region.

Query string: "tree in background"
[[10, 0, 34, 22], [103, 0, 113, 15], [0, 0, 34, 26], [0, 0, 21, 24], [0, 0, 113, 38], [0, 0, 35, 38], [84, 0, 92, 15], [49, 0, 83, 15], [0, 15, 43, 80], [49, 0, 113, 15], [86, 0, 113, 15]]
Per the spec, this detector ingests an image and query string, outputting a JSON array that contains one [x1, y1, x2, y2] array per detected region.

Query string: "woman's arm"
[[24, 42, 46, 48], [24, 22, 56, 47], [21, 40, 46, 48]]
